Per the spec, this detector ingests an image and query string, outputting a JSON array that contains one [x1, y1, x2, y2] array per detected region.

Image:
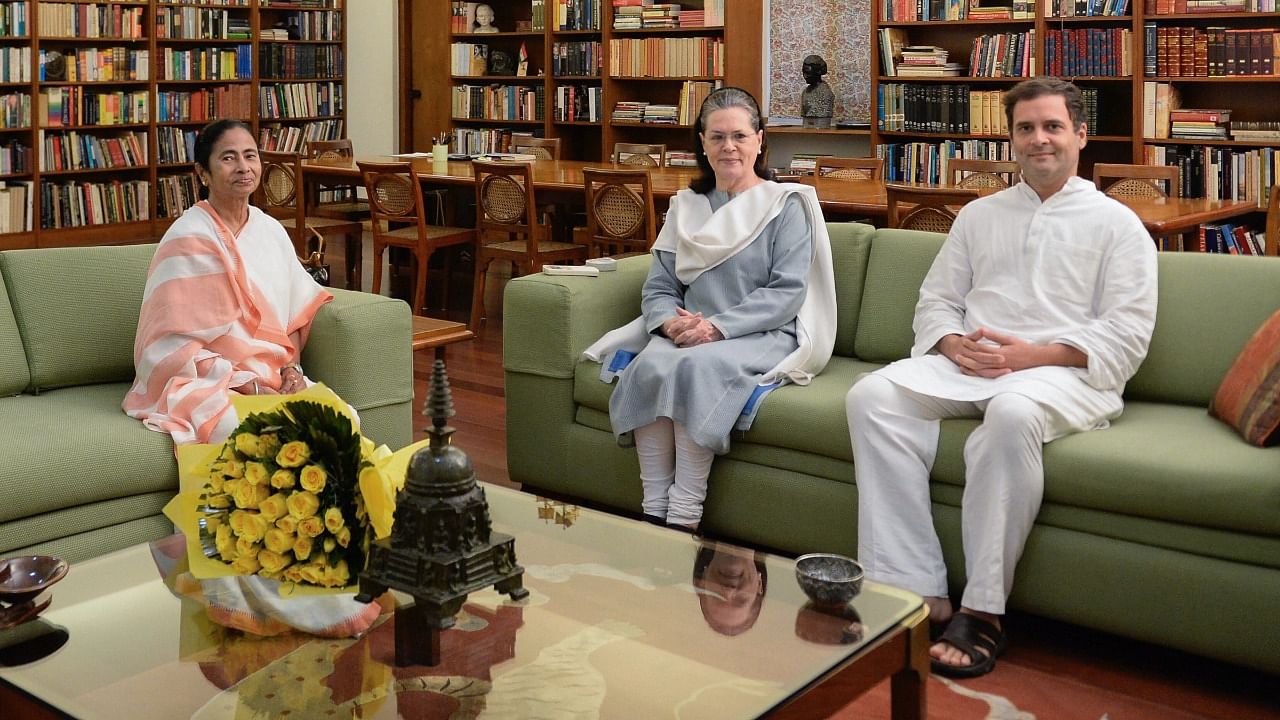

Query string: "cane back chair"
[[304, 139, 370, 220], [256, 150, 365, 287], [885, 184, 980, 233], [582, 167, 657, 258], [512, 136, 561, 160], [613, 143, 667, 167], [471, 159, 587, 332], [814, 156, 884, 181], [358, 160, 476, 315], [950, 158, 1020, 190], [1093, 163, 1181, 199]]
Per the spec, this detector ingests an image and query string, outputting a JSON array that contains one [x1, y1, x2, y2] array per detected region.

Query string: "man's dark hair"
[[1002, 77, 1086, 132]]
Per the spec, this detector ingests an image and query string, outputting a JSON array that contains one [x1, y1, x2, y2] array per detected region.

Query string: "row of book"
[[0, 47, 28, 83], [259, 81, 343, 119], [452, 84, 545, 122], [449, 127, 536, 156], [273, 10, 343, 41], [157, 172, 199, 219], [155, 7, 251, 40], [1144, 0, 1275, 13], [608, 37, 723, 78], [1045, 28, 1133, 78], [451, 43, 491, 77], [156, 84, 254, 124], [157, 126, 197, 166], [39, 178, 149, 229], [553, 84, 601, 122], [38, 129, 146, 172], [881, 0, 1036, 21], [0, 140, 30, 174], [260, 0, 339, 8], [1049, 0, 1130, 15], [1196, 222, 1267, 255], [41, 88, 149, 127], [1146, 144, 1280, 206], [258, 44, 343, 80], [970, 31, 1035, 78], [37, 3, 145, 40], [1145, 24, 1278, 78], [0, 180, 31, 233], [550, 0, 602, 30], [0, 3, 29, 38], [612, 100, 678, 124], [43, 47, 149, 83], [878, 140, 1013, 185], [613, 2, 680, 29], [257, 119, 343, 153], [0, 92, 28, 129], [552, 41, 601, 77], [158, 46, 252, 81]]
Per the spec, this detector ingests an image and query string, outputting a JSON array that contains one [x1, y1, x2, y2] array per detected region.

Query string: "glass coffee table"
[[0, 484, 926, 719]]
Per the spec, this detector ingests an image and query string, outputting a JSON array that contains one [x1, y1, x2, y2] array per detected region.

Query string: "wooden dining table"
[[303, 156, 1261, 241]]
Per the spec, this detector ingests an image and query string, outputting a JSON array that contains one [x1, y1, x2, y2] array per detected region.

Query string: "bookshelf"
[[0, 0, 348, 251], [869, 0, 1278, 214], [432, 0, 760, 164]]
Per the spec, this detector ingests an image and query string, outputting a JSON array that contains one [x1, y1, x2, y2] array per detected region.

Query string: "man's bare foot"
[[931, 608, 1002, 669]]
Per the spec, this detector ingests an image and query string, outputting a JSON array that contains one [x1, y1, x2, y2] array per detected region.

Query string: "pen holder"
[[432, 144, 448, 163]]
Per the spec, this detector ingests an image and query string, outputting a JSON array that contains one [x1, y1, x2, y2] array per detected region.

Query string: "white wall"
[[347, 0, 398, 155]]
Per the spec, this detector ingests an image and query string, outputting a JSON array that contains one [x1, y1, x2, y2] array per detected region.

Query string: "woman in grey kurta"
[[603, 87, 833, 530]]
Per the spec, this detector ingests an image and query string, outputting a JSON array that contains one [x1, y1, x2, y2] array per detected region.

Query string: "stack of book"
[[970, 0, 1015, 19], [1230, 120, 1280, 142], [895, 45, 965, 77], [612, 1, 642, 29], [642, 103, 678, 124], [787, 153, 830, 176], [612, 100, 647, 122], [641, 4, 681, 28], [666, 150, 697, 167], [1170, 107, 1230, 139], [679, 8, 704, 26]]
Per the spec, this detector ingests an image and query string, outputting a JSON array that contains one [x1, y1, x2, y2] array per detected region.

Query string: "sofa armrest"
[[503, 255, 651, 378], [302, 289, 414, 447]]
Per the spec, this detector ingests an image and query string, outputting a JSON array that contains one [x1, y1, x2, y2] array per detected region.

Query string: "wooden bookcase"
[[429, 0, 761, 163], [869, 0, 1279, 208], [0, 0, 348, 251]]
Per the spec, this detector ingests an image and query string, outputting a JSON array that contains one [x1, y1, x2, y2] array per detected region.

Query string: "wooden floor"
[[410, 318, 1276, 720]]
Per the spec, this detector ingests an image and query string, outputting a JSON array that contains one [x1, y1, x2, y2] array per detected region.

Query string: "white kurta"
[[875, 176, 1158, 438]]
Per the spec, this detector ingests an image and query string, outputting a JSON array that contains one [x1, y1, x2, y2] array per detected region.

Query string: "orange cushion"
[[1209, 308, 1280, 446]]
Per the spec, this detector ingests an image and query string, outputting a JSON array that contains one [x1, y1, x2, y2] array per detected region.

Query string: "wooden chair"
[[256, 150, 365, 288], [613, 142, 666, 167], [512, 136, 561, 160], [304, 139, 369, 220], [1266, 183, 1279, 257], [950, 158, 1020, 189], [358, 160, 476, 315], [885, 184, 979, 233], [582, 167, 657, 258], [471, 159, 587, 332], [1093, 163, 1181, 199], [815, 156, 883, 181]]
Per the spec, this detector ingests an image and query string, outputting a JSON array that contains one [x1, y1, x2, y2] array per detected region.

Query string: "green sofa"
[[0, 243, 415, 564], [503, 222, 1280, 674]]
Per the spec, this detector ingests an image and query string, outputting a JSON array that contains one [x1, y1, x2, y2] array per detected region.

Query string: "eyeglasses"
[[701, 132, 758, 148]]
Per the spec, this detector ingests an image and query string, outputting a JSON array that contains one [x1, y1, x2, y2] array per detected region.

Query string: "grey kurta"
[[608, 191, 812, 454]]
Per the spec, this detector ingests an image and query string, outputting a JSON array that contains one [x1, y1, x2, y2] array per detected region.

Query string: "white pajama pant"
[[846, 374, 1068, 615], [634, 417, 715, 526]]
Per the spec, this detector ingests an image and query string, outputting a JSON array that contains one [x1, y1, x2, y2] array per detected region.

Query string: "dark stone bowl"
[[795, 553, 863, 607], [0, 556, 69, 606]]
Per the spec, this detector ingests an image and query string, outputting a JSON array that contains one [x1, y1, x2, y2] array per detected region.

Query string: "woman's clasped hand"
[[662, 307, 723, 347]]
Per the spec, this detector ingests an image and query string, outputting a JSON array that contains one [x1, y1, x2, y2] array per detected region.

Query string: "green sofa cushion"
[[827, 222, 874, 358], [0, 492, 173, 561], [0, 244, 155, 391], [0, 267, 30, 396], [1127, 253, 1280, 407], [0, 382, 177, 524], [853, 229, 946, 362]]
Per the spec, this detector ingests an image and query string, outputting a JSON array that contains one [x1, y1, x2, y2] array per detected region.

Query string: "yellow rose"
[[228, 509, 249, 535], [257, 549, 292, 574], [293, 534, 314, 561], [220, 442, 237, 461], [270, 468, 296, 490], [283, 566, 305, 584], [276, 441, 311, 468], [234, 433, 262, 458], [323, 560, 350, 587], [275, 515, 299, 534], [235, 536, 260, 559], [206, 474, 225, 494], [239, 512, 269, 543], [259, 493, 288, 522], [215, 524, 237, 561], [206, 493, 232, 509], [231, 554, 262, 575], [336, 526, 352, 548], [323, 507, 345, 533], [233, 481, 270, 510], [222, 479, 241, 499], [264, 527, 295, 554], [299, 465, 327, 493], [323, 537, 336, 553], [259, 432, 282, 458], [298, 563, 326, 585], [222, 459, 244, 479], [286, 491, 321, 519], [244, 462, 270, 486], [298, 516, 325, 538]]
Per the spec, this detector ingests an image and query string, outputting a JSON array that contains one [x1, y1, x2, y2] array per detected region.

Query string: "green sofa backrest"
[[0, 268, 31, 396], [0, 243, 156, 392], [853, 228, 947, 362], [1127, 253, 1280, 406], [828, 222, 875, 358]]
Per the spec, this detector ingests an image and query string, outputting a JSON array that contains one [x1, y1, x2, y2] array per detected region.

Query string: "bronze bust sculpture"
[[801, 54, 835, 129]]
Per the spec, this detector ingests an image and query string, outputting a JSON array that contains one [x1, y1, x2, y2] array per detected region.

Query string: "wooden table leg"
[[890, 607, 930, 720]]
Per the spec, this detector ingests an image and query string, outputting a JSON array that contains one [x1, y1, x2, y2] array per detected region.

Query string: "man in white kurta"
[[846, 78, 1158, 677]]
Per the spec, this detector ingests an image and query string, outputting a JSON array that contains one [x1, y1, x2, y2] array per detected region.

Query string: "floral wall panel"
[[768, 0, 871, 122]]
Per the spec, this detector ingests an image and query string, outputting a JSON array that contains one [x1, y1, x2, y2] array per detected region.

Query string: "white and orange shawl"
[[125, 200, 332, 445]]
